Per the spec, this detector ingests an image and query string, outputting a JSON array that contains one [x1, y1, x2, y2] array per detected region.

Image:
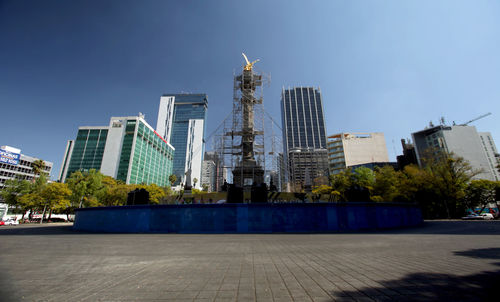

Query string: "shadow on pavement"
[[454, 247, 500, 260], [0, 224, 81, 236], [333, 247, 500, 301], [375, 220, 500, 235]]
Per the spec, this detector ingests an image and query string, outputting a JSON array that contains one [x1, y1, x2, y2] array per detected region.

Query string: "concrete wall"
[[343, 133, 389, 167], [74, 203, 422, 233], [442, 126, 493, 180], [100, 119, 125, 178]]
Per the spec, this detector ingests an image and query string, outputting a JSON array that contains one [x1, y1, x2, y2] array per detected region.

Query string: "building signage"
[[0, 148, 20, 165]]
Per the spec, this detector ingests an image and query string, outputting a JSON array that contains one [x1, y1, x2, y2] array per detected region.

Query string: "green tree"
[[0, 178, 31, 218], [31, 159, 46, 178], [101, 183, 131, 206], [202, 183, 209, 192], [372, 166, 403, 202], [464, 180, 500, 214], [0, 178, 31, 207], [352, 167, 375, 191], [329, 169, 353, 201], [169, 174, 177, 187], [422, 153, 479, 218], [312, 184, 333, 195], [41, 182, 72, 220], [133, 183, 165, 204], [66, 169, 104, 208], [193, 178, 198, 188]]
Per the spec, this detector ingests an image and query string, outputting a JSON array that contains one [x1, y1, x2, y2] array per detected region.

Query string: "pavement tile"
[[0, 222, 499, 302]]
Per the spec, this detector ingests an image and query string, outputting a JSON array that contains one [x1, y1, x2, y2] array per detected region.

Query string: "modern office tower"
[[281, 86, 329, 190], [327, 133, 390, 175], [478, 132, 500, 181], [201, 159, 216, 192], [61, 127, 108, 182], [412, 125, 498, 181], [0, 145, 53, 188], [60, 114, 175, 186], [156, 94, 207, 188]]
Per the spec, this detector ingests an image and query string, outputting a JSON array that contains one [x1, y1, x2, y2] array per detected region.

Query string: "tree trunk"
[[78, 196, 84, 208], [444, 199, 451, 219], [40, 205, 47, 224], [48, 208, 53, 221]]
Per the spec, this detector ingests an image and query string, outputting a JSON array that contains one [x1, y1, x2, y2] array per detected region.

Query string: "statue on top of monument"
[[242, 53, 259, 71]]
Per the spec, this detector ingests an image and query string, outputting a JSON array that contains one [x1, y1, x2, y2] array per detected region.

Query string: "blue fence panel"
[[74, 203, 423, 233]]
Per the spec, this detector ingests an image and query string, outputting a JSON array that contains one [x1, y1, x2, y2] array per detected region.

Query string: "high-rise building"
[[281, 87, 329, 190], [327, 132, 390, 175], [60, 127, 108, 182], [201, 159, 216, 192], [204, 151, 224, 192], [478, 132, 500, 181], [60, 115, 175, 186], [412, 125, 498, 181], [156, 94, 207, 188], [0, 146, 53, 188]]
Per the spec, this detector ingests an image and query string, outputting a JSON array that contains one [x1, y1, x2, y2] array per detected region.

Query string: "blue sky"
[[1, 0, 499, 179]]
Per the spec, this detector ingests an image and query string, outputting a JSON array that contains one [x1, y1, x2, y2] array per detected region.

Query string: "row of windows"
[[0, 171, 34, 180]]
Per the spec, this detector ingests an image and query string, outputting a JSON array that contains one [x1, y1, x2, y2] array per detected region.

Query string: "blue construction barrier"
[[73, 202, 423, 233]]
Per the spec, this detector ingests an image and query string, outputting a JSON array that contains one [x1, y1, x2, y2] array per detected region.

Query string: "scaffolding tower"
[[207, 59, 287, 191]]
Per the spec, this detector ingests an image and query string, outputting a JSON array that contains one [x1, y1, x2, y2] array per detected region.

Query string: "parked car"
[[0, 221, 4, 226], [3, 218, 19, 225], [462, 213, 494, 220], [479, 213, 495, 220]]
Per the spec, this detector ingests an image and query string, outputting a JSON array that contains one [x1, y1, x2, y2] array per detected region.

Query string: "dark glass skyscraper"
[[156, 94, 208, 188], [281, 87, 329, 191]]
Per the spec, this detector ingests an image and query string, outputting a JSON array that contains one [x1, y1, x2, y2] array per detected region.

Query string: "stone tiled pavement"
[[0, 221, 499, 301]]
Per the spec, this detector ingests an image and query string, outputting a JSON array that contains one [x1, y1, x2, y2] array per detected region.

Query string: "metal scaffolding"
[[206, 63, 288, 191]]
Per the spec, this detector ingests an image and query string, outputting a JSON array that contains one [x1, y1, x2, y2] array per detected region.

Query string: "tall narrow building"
[[281, 87, 329, 191], [156, 94, 207, 188]]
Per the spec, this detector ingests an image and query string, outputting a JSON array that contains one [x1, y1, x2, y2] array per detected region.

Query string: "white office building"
[[327, 133, 390, 174], [0, 146, 53, 188], [412, 125, 498, 181]]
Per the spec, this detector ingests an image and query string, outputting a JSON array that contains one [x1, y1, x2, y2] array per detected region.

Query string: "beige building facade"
[[327, 132, 389, 174]]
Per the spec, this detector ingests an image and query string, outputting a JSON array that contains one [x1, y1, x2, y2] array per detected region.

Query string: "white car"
[[3, 218, 19, 225], [462, 213, 494, 220], [479, 213, 495, 220]]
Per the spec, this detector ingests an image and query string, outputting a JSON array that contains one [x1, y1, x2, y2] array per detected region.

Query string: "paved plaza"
[[0, 221, 499, 301]]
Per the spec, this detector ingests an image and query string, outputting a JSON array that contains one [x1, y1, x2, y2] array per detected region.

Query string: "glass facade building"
[[121, 118, 174, 186], [156, 94, 207, 187], [281, 87, 327, 153], [60, 115, 174, 187], [281, 87, 329, 190], [64, 127, 108, 179]]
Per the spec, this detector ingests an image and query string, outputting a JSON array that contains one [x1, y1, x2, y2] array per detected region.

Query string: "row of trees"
[[313, 154, 500, 218], [0, 168, 175, 221], [2, 154, 498, 220]]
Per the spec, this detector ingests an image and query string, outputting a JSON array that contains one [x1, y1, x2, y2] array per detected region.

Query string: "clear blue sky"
[[1, 0, 499, 179]]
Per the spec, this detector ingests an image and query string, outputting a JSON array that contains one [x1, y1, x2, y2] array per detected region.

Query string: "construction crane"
[[459, 112, 492, 126]]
